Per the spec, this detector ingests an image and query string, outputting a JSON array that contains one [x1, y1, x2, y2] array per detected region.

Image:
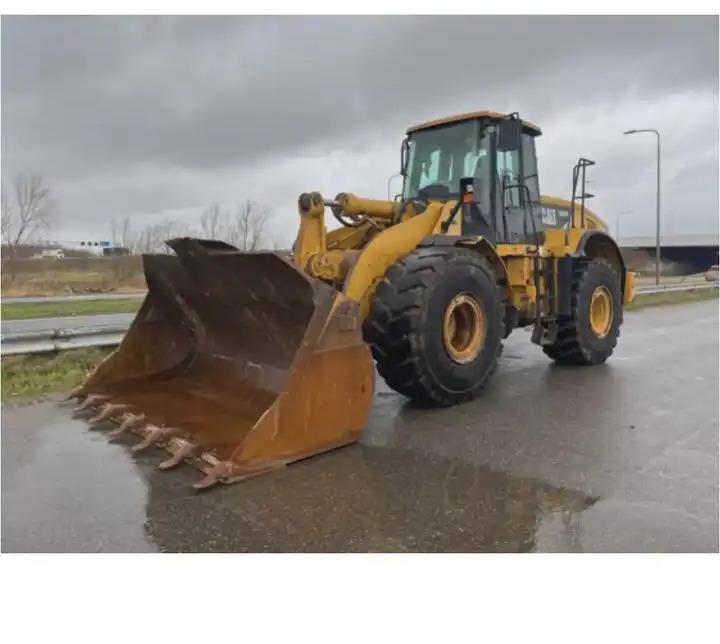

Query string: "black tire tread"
[[364, 246, 503, 406], [542, 258, 622, 365]]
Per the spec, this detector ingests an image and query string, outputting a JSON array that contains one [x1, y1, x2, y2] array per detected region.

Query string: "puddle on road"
[[143, 437, 597, 553], [3, 395, 597, 553], [128, 386, 599, 552]]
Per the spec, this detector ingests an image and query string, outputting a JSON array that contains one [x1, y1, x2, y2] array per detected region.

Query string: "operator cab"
[[402, 111, 542, 244]]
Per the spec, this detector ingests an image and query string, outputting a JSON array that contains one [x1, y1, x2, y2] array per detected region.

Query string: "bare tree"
[[154, 220, 184, 252], [197, 200, 273, 250], [1, 174, 54, 257], [228, 200, 272, 251], [132, 222, 168, 254], [103, 199, 273, 259], [1, 189, 11, 249], [110, 216, 141, 253], [200, 203, 224, 239], [119, 217, 133, 250], [242, 199, 272, 251], [130, 219, 196, 255]]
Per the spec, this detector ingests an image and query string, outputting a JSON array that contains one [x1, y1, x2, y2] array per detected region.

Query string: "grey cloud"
[[1, 15, 718, 242]]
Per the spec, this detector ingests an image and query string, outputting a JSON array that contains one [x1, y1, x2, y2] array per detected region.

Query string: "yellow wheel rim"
[[589, 286, 613, 338], [442, 293, 486, 364]]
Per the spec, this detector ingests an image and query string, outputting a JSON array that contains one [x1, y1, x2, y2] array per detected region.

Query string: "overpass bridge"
[[619, 233, 719, 248], [619, 233, 719, 276]]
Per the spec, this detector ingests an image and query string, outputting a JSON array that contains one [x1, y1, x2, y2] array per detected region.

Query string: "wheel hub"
[[442, 293, 486, 364], [589, 285, 613, 338]]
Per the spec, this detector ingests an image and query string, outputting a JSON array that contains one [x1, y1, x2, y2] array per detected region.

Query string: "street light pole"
[[623, 128, 661, 285]]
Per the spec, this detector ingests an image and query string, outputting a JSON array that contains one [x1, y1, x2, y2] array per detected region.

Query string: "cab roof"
[[406, 110, 542, 136]]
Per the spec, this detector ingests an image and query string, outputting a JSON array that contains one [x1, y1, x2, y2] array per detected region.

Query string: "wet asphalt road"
[[2, 300, 718, 552]]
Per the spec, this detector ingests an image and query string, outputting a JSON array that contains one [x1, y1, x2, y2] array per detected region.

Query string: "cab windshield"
[[402, 120, 490, 200]]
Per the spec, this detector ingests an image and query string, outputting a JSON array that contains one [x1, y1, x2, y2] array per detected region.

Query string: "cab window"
[[521, 133, 540, 204], [403, 120, 480, 199]]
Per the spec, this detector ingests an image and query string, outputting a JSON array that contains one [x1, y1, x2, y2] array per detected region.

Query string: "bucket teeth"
[[63, 386, 85, 401], [72, 394, 109, 414], [89, 403, 132, 424], [193, 462, 233, 490], [109, 413, 146, 438], [131, 425, 180, 454], [158, 441, 198, 471]]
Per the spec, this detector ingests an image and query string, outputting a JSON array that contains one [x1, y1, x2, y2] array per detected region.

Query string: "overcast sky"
[[2, 15, 718, 246]]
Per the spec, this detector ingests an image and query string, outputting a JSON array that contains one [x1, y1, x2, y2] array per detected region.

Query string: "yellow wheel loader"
[[68, 111, 635, 488]]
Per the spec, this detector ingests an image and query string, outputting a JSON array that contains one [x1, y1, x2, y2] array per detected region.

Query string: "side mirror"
[[498, 118, 522, 152], [400, 137, 410, 175]]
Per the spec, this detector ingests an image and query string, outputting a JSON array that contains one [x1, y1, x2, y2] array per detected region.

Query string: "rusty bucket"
[[69, 238, 375, 488]]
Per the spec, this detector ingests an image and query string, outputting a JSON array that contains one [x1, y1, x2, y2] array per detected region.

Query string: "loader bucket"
[[71, 238, 375, 488]]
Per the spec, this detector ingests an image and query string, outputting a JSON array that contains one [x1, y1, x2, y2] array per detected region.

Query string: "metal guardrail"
[[635, 282, 718, 295], [1, 282, 717, 356], [1, 325, 128, 356], [2, 292, 147, 305]]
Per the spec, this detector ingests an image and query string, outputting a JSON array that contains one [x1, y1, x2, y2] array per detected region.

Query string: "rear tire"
[[543, 258, 622, 365], [363, 247, 503, 406]]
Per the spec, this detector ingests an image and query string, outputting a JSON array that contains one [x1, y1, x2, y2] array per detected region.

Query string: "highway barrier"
[[1, 325, 128, 356], [1, 282, 717, 356], [2, 292, 146, 305]]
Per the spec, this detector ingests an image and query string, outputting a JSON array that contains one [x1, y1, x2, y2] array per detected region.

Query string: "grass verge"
[[1, 347, 112, 405], [1, 298, 142, 320], [627, 287, 718, 310]]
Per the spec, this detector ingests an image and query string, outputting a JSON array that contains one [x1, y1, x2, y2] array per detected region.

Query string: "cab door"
[[493, 119, 541, 245]]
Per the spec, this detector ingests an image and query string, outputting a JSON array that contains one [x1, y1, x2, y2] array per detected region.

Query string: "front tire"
[[363, 247, 503, 406], [543, 258, 622, 365]]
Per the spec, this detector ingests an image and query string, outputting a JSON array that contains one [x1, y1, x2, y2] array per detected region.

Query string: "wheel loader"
[[68, 111, 636, 488]]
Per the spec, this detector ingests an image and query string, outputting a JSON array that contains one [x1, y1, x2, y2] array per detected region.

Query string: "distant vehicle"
[[704, 265, 719, 282], [32, 249, 65, 259], [37, 240, 129, 257]]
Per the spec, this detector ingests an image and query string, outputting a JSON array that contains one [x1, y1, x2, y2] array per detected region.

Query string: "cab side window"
[[521, 133, 540, 204], [496, 143, 521, 207], [541, 207, 558, 227]]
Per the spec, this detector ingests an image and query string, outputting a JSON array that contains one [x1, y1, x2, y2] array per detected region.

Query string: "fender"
[[343, 202, 445, 320], [432, 235, 510, 287], [572, 230, 631, 300]]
